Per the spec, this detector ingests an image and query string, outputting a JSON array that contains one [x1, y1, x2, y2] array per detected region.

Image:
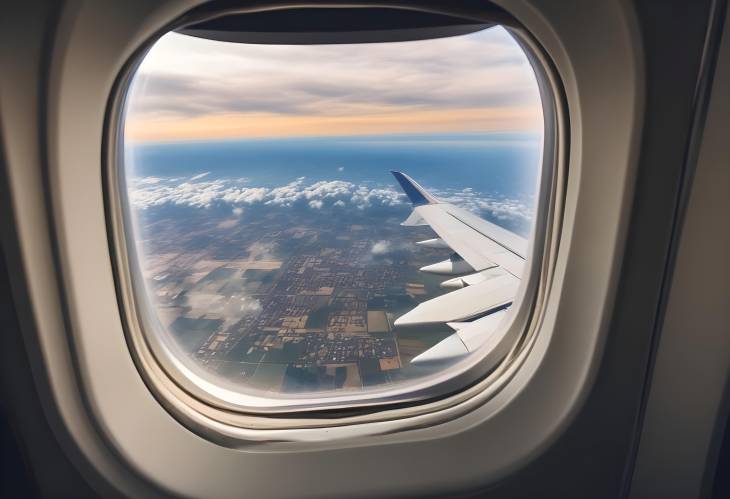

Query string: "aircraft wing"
[[390, 171, 527, 364]]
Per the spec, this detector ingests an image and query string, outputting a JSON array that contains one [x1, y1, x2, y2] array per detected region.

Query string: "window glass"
[[121, 25, 543, 400]]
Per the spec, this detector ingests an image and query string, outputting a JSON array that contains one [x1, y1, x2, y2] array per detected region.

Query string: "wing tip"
[[391, 171, 437, 206]]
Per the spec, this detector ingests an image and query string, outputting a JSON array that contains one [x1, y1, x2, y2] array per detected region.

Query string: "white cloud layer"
[[128, 175, 533, 225], [127, 27, 541, 122], [128, 176, 405, 211]]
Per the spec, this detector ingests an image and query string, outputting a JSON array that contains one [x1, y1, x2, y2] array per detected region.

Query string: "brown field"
[[379, 357, 401, 371], [367, 311, 390, 333]]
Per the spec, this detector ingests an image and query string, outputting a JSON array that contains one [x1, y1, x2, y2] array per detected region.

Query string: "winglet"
[[391, 171, 439, 206]]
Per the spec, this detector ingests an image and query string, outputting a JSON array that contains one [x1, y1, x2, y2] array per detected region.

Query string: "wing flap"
[[413, 309, 510, 364], [394, 273, 519, 326], [410, 333, 468, 364], [485, 250, 525, 279], [401, 210, 427, 226], [455, 309, 508, 351]]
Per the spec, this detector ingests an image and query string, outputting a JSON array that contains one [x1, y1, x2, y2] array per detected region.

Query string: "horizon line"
[[124, 129, 544, 146]]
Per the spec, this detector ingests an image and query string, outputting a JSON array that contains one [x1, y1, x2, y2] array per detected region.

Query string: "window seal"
[[102, 1, 567, 440]]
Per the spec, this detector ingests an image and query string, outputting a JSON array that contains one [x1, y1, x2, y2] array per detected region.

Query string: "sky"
[[124, 26, 543, 142]]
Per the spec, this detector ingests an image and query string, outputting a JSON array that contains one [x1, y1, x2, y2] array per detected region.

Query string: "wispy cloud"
[[189, 172, 210, 181], [124, 27, 542, 141]]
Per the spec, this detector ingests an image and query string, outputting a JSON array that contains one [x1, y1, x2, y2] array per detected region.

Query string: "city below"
[[138, 200, 458, 393]]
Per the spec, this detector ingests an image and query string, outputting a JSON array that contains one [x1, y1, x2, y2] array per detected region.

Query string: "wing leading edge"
[[390, 171, 527, 364]]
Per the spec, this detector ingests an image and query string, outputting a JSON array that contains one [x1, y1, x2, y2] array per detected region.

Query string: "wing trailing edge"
[[394, 274, 518, 326], [411, 310, 509, 365], [390, 171, 527, 364]]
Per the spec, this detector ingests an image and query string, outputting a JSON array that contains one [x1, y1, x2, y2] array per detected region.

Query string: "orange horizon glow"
[[124, 27, 544, 143], [125, 105, 542, 143]]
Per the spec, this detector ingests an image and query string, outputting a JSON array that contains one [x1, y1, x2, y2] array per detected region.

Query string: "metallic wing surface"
[[390, 171, 527, 364]]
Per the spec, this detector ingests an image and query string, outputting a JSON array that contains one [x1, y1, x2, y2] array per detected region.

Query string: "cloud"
[[431, 188, 534, 224], [137, 176, 163, 185], [124, 26, 542, 140], [190, 172, 210, 181], [129, 176, 407, 211], [337, 166, 344, 172], [217, 218, 239, 229], [222, 187, 268, 204], [128, 175, 533, 227], [371, 241, 391, 255], [130, 27, 536, 117], [240, 298, 263, 315], [247, 242, 278, 261], [370, 240, 417, 257]]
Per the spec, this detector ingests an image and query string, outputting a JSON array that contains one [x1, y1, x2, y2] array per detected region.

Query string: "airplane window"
[[117, 22, 545, 411]]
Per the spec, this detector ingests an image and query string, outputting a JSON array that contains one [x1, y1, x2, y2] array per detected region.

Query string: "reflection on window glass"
[[122, 26, 543, 397]]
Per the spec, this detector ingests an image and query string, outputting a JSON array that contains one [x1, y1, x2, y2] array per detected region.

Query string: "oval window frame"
[[103, 1, 567, 438]]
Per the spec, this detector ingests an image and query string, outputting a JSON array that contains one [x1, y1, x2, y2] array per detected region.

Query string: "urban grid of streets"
[[138, 205, 453, 393]]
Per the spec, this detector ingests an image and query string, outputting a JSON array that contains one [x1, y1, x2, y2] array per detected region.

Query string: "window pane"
[[121, 25, 543, 402]]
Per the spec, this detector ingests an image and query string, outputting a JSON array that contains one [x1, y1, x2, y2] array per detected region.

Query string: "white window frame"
[[1, 0, 644, 497], [106, 6, 561, 424]]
